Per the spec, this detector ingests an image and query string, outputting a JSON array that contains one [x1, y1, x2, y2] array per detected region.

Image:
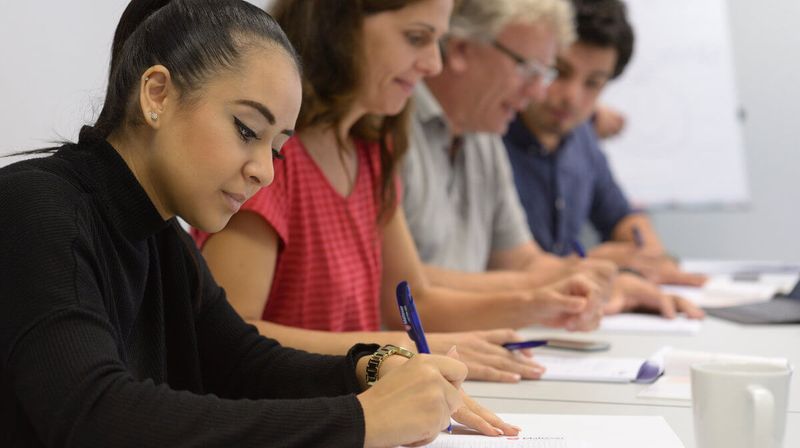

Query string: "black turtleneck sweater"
[[0, 128, 378, 447]]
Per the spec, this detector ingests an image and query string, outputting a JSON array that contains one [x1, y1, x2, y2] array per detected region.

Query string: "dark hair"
[[99, 0, 299, 310], [94, 0, 300, 138], [572, 0, 634, 78], [271, 0, 423, 220]]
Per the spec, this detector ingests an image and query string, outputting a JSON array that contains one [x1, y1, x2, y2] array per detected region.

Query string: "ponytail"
[[94, 0, 299, 138]]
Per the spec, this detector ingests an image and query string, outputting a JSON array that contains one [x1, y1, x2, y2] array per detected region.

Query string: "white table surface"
[[464, 317, 800, 411], [474, 397, 800, 448]]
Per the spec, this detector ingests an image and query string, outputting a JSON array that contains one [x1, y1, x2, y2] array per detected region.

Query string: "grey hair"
[[449, 0, 576, 48]]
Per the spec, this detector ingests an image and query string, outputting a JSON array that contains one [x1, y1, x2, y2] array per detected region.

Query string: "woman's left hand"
[[448, 347, 521, 437], [451, 391, 521, 437]]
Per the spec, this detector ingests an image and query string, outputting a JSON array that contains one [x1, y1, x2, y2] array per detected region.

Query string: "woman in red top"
[[196, 0, 600, 383]]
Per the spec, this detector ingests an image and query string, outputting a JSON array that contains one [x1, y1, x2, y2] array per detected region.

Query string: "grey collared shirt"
[[401, 84, 533, 272]]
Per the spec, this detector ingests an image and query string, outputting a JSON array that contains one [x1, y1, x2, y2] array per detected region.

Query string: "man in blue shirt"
[[504, 0, 705, 286]]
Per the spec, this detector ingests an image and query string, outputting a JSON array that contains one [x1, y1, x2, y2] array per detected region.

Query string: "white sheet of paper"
[[599, 313, 702, 335], [424, 414, 684, 448], [536, 355, 645, 383], [424, 434, 572, 448]]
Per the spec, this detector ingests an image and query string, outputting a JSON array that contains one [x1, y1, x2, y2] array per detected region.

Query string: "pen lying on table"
[[502, 340, 549, 350]]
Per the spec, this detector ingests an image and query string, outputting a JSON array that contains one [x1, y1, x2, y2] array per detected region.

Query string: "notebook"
[[705, 279, 800, 324], [535, 354, 662, 383]]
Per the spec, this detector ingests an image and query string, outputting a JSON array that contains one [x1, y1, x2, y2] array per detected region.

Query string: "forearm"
[[486, 242, 572, 286], [12, 310, 369, 448], [248, 319, 411, 356], [519, 252, 575, 284], [198, 293, 383, 400], [423, 264, 553, 293], [384, 284, 535, 332]]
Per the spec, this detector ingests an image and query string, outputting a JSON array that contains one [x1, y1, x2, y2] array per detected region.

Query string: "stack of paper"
[[662, 278, 782, 309], [637, 347, 791, 400], [535, 355, 659, 383], [425, 414, 684, 447], [599, 313, 702, 334]]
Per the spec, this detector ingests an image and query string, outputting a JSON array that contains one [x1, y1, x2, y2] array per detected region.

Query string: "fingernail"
[[494, 427, 504, 435], [447, 345, 458, 356], [528, 367, 544, 377], [511, 373, 522, 381]]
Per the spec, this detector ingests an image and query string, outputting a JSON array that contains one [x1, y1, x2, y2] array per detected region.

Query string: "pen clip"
[[396, 281, 430, 354], [396, 281, 418, 344]]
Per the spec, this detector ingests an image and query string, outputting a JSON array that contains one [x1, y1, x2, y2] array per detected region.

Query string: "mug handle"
[[747, 384, 775, 448]]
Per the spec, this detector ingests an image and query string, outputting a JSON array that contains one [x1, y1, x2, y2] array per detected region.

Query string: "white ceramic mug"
[[691, 361, 792, 448]]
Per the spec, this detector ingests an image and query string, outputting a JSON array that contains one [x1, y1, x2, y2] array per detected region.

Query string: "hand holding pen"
[[396, 281, 449, 433], [355, 344, 468, 447], [393, 281, 522, 438]]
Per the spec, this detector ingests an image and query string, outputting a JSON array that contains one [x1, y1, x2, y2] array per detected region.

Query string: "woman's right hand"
[[528, 273, 604, 331], [426, 329, 545, 383], [357, 352, 466, 447]]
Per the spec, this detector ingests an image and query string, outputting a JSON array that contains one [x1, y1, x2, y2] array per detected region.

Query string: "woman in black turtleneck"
[[0, 1, 510, 446]]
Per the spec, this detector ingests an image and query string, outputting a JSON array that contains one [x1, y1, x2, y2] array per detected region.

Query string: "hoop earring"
[[150, 111, 159, 121]]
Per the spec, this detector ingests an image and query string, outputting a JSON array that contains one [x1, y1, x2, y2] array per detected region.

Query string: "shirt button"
[[555, 197, 566, 211]]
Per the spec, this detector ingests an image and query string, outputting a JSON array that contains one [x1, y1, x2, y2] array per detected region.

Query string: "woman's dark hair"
[[97, 0, 300, 310], [271, 0, 424, 220], [94, 0, 300, 138], [572, 0, 634, 79]]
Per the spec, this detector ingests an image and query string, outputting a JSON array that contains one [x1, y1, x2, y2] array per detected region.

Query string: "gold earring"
[[150, 111, 159, 121], [144, 76, 150, 81]]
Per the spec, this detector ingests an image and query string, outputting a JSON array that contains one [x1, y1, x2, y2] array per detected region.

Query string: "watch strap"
[[365, 344, 414, 386]]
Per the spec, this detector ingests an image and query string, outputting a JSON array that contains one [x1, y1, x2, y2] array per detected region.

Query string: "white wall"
[[1, 0, 798, 261], [0, 1, 129, 161], [0, 0, 264, 161], [649, 0, 800, 262]]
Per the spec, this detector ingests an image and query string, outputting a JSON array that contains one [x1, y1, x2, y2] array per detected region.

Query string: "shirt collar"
[[414, 82, 448, 127], [76, 126, 170, 241], [506, 115, 578, 158]]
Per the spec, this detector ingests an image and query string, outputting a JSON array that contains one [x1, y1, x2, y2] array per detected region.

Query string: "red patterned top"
[[193, 136, 387, 331]]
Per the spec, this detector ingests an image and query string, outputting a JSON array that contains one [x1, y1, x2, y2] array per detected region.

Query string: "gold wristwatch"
[[365, 344, 415, 386]]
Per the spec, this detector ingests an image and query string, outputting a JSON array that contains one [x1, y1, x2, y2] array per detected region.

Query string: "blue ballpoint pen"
[[571, 239, 587, 258], [396, 281, 451, 433], [632, 225, 644, 248]]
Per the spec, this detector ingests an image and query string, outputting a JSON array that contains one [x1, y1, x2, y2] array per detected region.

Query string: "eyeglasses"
[[491, 40, 558, 86]]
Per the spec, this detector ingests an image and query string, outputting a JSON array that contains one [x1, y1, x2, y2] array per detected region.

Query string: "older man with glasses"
[[401, 0, 610, 302], [401, 0, 693, 321]]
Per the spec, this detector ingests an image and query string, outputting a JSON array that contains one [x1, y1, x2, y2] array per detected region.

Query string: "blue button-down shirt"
[[503, 116, 634, 256]]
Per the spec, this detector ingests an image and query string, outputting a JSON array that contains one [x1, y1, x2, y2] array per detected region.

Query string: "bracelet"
[[365, 344, 414, 387]]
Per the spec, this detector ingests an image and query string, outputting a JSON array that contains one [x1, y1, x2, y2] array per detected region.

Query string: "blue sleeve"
[[586, 130, 635, 241]]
